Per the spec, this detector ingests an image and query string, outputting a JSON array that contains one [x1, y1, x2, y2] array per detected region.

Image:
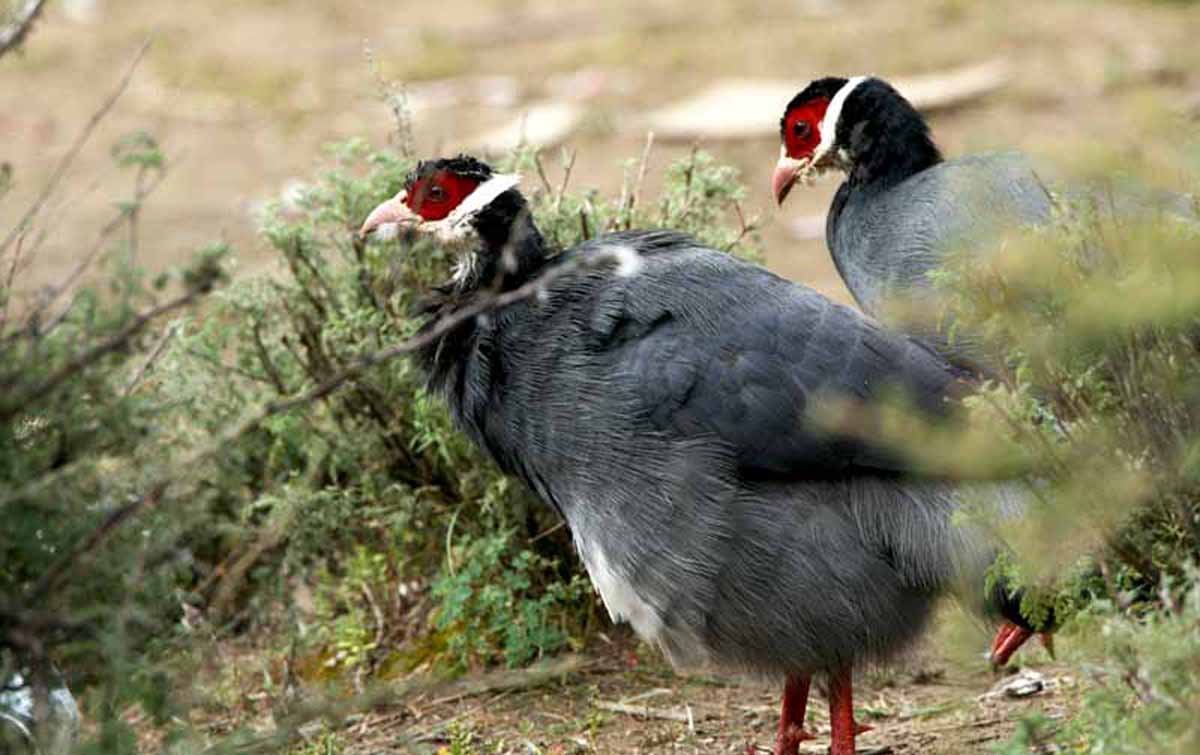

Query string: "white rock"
[[644, 59, 1011, 141]]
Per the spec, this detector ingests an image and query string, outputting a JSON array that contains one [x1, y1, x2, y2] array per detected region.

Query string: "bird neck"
[[838, 79, 943, 193], [473, 210, 549, 292], [455, 190, 549, 295], [415, 200, 548, 400]]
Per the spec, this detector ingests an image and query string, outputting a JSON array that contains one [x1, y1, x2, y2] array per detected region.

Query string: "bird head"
[[772, 76, 865, 206], [359, 155, 532, 288], [774, 75, 943, 205]]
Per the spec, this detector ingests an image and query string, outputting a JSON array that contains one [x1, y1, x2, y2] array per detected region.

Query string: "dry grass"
[[2, 0, 1198, 298]]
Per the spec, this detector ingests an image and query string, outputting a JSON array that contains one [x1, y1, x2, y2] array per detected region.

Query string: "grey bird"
[[772, 75, 1194, 375], [772, 76, 1196, 665], [361, 156, 1023, 755]]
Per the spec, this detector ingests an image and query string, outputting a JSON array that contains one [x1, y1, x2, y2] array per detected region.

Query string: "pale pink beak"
[[359, 192, 419, 237], [772, 155, 808, 207]]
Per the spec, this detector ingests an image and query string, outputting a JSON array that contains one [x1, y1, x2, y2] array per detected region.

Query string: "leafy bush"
[[0, 132, 230, 745], [904, 188, 1200, 751], [3, 113, 764, 753], [150, 137, 762, 678]]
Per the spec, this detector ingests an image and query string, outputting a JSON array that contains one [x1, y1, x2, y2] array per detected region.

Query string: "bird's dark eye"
[[427, 184, 447, 201], [793, 121, 811, 139]]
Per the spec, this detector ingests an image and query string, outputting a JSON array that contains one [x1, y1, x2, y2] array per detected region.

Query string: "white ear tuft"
[[812, 76, 869, 166]]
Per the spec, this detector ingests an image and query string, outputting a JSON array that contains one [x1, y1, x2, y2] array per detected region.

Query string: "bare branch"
[[0, 230, 26, 331], [554, 148, 576, 213], [32, 163, 169, 334], [23, 483, 167, 604], [0, 0, 48, 60], [532, 151, 554, 197], [363, 39, 414, 157], [629, 130, 655, 215], [123, 322, 178, 395], [2, 287, 203, 421], [0, 39, 151, 259]]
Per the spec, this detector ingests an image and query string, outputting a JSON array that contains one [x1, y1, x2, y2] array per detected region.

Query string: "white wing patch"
[[573, 530, 664, 644], [600, 243, 644, 278]]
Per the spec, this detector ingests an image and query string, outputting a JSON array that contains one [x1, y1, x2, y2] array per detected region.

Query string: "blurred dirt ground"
[[2, 0, 1199, 300], [6, 1, 1198, 752], [162, 622, 1071, 755]]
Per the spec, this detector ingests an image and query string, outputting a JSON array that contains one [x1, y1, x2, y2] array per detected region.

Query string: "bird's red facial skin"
[[405, 171, 481, 221], [782, 97, 830, 160]]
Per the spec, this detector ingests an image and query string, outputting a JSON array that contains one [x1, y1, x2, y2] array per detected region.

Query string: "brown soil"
[[247, 635, 1074, 755]]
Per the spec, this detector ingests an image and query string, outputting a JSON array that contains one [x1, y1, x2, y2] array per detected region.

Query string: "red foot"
[[745, 673, 818, 755], [775, 723, 818, 754], [990, 620, 1037, 668]]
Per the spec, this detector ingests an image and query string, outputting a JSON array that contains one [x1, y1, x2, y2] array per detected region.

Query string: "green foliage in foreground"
[[155, 138, 761, 677], [993, 569, 1200, 755], [921, 189, 1200, 753], [2, 130, 763, 753]]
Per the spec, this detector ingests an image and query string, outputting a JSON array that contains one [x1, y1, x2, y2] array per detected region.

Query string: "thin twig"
[[528, 519, 566, 544], [532, 152, 554, 197], [723, 199, 759, 251], [0, 231, 26, 331], [555, 148, 576, 213], [0, 39, 151, 259], [629, 131, 655, 215], [361, 583, 386, 650], [123, 322, 177, 394], [579, 206, 591, 241], [593, 700, 694, 723], [0, 0, 48, 59], [2, 288, 202, 421], [31, 163, 168, 335], [364, 40, 414, 157], [23, 483, 167, 603]]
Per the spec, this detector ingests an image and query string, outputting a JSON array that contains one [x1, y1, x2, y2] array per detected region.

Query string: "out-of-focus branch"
[[0, 39, 150, 259], [22, 483, 167, 605], [1, 287, 205, 421], [0, 0, 48, 59]]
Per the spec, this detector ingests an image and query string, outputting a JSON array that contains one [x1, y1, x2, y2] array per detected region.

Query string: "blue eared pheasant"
[[772, 75, 1194, 376], [361, 156, 1023, 755]]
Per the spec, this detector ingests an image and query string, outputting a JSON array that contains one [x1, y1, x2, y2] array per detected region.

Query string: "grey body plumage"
[[360, 159, 1028, 753], [420, 225, 1015, 676], [780, 76, 1194, 373], [828, 150, 1054, 366]]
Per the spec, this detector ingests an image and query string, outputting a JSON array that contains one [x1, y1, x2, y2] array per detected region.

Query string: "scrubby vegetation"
[[2, 53, 1198, 753], [929, 191, 1200, 753], [1, 128, 761, 752]]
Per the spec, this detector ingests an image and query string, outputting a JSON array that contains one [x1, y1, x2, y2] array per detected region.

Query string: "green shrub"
[[2, 117, 764, 751], [0, 133, 230, 745], [907, 188, 1200, 752]]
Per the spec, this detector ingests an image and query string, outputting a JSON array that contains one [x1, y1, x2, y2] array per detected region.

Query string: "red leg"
[[828, 668, 872, 755], [745, 674, 817, 755], [775, 674, 816, 755], [989, 620, 1035, 668]]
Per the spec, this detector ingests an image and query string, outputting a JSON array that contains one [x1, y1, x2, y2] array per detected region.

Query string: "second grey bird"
[[772, 75, 1194, 372]]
